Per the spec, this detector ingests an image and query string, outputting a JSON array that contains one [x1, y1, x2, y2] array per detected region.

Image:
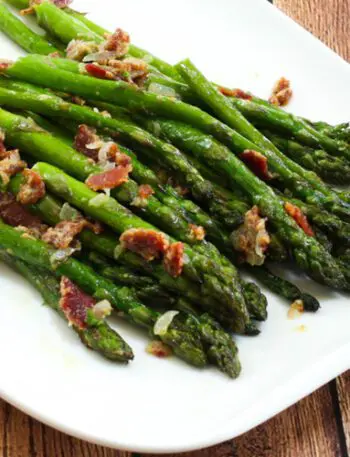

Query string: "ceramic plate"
[[0, 0, 349, 453]]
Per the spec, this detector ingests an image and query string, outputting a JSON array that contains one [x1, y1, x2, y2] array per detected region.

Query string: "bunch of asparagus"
[[0, 0, 348, 377]]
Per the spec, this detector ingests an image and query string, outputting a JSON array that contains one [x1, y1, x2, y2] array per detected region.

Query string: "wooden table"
[[1, 1, 349, 456]]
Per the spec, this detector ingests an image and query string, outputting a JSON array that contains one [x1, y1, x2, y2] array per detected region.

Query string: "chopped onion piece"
[[147, 82, 178, 98], [59, 202, 81, 221], [92, 299, 112, 319], [89, 193, 110, 207], [154, 310, 179, 336], [49, 247, 76, 269]]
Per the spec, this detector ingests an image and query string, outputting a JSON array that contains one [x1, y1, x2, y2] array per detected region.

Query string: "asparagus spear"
[[262, 130, 350, 184], [85, 250, 242, 376], [0, 1, 60, 55], [0, 249, 135, 361], [0, 218, 208, 367], [283, 196, 350, 248], [228, 96, 350, 161], [175, 59, 350, 217], [251, 266, 320, 312]]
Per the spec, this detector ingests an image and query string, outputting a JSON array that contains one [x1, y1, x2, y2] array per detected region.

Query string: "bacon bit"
[[17, 169, 46, 205], [86, 164, 132, 191], [287, 299, 304, 320], [269, 77, 292, 106], [70, 95, 86, 106], [240, 149, 272, 180], [131, 184, 154, 208], [85, 63, 115, 80], [189, 224, 206, 241], [284, 202, 314, 237], [42, 218, 101, 249], [0, 60, 12, 72], [108, 57, 149, 85], [218, 87, 253, 100], [163, 242, 184, 277], [59, 277, 95, 330], [138, 184, 154, 200], [146, 340, 172, 358], [115, 152, 132, 167], [0, 150, 27, 186], [103, 28, 130, 57], [0, 192, 47, 233], [0, 130, 6, 157], [232, 206, 271, 266], [120, 228, 169, 261], [74, 125, 102, 161]]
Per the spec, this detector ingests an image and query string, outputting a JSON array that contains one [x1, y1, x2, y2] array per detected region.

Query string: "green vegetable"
[[0, 218, 207, 367], [0, 1, 60, 55], [0, 249, 134, 361]]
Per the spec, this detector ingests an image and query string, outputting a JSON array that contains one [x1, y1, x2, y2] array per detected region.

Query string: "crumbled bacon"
[[17, 169, 46, 205], [74, 125, 102, 161], [85, 63, 115, 80], [49, 51, 61, 58], [114, 152, 132, 167], [103, 28, 130, 57], [42, 218, 101, 249], [70, 95, 86, 106], [240, 149, 272, 180], [232, 206, 271, 266], [0, 150, 27, 186], [0, 130, 6, 157], [120, 228, 169, 261], [146, 340, 172, 358], [218, 87, 253, 100], [189, 224, 206, 241], [131, 184, 154, 208], [163, 242, 184, 277], [86, 164, 132, 191], [85, 59, 148, 85], [0, 192, 47, 233], [0, 60, 13, 72], [138, 184, 154, 200], [269, 77, 292, 106], [66, 40, 99, 61], [108, 57, 149, 85], [59, 277, 95, 330], [284, 202, 314, 237]]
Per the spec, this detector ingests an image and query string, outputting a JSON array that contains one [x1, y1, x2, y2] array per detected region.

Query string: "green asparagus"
[[0, 249, 135, 361], [0, 218, 208, 367]]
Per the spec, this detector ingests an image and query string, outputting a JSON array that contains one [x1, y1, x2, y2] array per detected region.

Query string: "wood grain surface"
[[1, 1, 349, 456]]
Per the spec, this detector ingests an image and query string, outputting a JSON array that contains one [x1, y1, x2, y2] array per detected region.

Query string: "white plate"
[[0, 0, 350, 453]]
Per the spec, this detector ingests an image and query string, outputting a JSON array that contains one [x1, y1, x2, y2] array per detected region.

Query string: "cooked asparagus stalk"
[[0, 1, 60, 55], [0, 249, 134, 361]]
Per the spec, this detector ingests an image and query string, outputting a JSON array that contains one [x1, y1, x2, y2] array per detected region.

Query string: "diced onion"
[[49, 247, 76, 269], [147, 82, 178, 98], [153, 310, 179, 336], [59, 202, 80, 221], [89, 193, 109, 207], [92, 299, 112, 319]]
